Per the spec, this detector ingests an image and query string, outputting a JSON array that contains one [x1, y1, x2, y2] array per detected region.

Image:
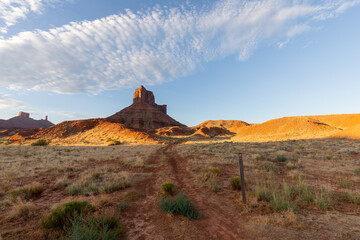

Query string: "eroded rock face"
[[108, 85, 185, 130], [0, 112, 54, 130], [133, 85, 167, 114]]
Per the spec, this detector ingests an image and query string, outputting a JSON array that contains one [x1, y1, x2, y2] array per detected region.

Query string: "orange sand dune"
[[232, 114, 360, 142]]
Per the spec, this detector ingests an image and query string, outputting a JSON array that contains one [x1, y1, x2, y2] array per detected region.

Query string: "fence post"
[[239, 153, 246, 203]]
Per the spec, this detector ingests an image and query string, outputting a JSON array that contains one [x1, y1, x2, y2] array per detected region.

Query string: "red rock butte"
[[107, 85, 185, 130]]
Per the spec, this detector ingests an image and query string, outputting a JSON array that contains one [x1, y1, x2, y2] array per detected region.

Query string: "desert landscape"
[[1, 1, 359, 239], [0, 86, 359, 239]]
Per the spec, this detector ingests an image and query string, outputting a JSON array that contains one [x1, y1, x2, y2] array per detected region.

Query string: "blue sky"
[[0, 0, 359, 126]]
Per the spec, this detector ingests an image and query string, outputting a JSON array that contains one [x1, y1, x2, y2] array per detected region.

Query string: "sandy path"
[[123, 143, 255, 239]]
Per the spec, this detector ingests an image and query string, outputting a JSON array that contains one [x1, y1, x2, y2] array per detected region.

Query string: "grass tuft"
[[159, 193, 201, 219], [41, 201, 95, 229], [161, 182, 177, 196], [229, 176, 242, 190], [63, 215, 126, 240]]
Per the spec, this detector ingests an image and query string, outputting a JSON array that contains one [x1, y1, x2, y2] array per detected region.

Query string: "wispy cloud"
[[50, 111, 87, 119], [0, 94, 25, 109], [0, 0, 358, 94], [0, 0, 67, 34]]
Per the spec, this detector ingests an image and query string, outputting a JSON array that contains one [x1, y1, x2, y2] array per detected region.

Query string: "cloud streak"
[[0, 94, 25, 109], [0, 0, 65, 34], [0, 0, 358, 94]]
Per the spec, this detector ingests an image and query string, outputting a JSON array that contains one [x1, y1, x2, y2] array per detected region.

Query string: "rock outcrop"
[[133, 85, 167, 114], [108, 85, 185, 130], [0, 112, 54, 130]]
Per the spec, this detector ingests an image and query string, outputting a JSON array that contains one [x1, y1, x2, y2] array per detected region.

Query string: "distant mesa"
[[108, 85, 185, 130], [0, 111, 54, 130]]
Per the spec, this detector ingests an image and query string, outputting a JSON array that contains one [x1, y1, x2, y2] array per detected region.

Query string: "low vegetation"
[[63, 215, 126, 240], [66, 170, 132, 196], [161, 182, 177, 196], [41, 201, 95, 229], [254, 179, 333, 212], [159, 193, 202, 219], [229, 176, 242, 190], [31, 138, 49, 146]]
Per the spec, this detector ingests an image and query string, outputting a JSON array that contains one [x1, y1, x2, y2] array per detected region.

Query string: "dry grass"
[[8, 198, 36, 219]]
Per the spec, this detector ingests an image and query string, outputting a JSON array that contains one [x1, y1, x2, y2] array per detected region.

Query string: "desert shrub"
[[66, 184, 99, 196], [254, 181, 273, 202], [355, 168, 360, 176], [211, 183, 221, 192], [295, 181, 314, 203], [159, 193, 201, 219], [118, 202, 129, 212], [9, 198, 36, 219], [63, 215, 126, 240], [161, 182, 177, 196], [344, 192, 360, 204], [108, 140, 121, 146], [9, 183, 44, 200], [66, 170, 131, 196], [41, 201, 95, 229], [23, 183, 44, 200], [315, 188, 333, 210], [271, 192, 298, 213], [229, 176, 242, 190], [31, 138, 49, 146], [1, 141, 11, 145], [338, 180, 353, 189], [54, 177, 71, 190], [275, 155, 287, 163], [104, 182, 131, 194], [199, 169, 221, 192], [208, 168, 220, 175], [259, 162, 279, 173]]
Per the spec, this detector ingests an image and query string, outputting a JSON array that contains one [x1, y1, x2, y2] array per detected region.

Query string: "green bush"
[[108, 140, 121, 146], [31, 138, 49, 146], [161, 182, 177, 196], [63, 215, 126, 240], [159, 193, 201, 219], [355, 168, 360, 176], [41, 201, 95, 229], [229, 176, 241, 190], [275, 155, 287, 162]]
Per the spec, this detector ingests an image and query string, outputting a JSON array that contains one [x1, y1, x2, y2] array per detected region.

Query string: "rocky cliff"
[[0, 112, 54, 130], [108, 85, 185, 130]]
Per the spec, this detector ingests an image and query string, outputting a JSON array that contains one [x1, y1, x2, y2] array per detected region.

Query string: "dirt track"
[[122, 143, 254, 240]]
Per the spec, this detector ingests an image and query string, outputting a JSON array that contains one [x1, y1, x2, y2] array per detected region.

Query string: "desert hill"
[[0, 112, 53, 130], [231, 114, 360, 142], [152, 120, 250, 138], [25, 118, 161, 145], [108, 85, 185, 130]]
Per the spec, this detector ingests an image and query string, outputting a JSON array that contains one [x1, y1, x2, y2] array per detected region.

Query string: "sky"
[[0, 0, 359, 126]]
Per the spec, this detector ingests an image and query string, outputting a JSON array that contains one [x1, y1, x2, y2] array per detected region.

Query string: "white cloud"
[[50, 111, 87, 118], [0, 94, 25, 109], [0, 0, 70, 34], [0, 0, 358, 94]]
